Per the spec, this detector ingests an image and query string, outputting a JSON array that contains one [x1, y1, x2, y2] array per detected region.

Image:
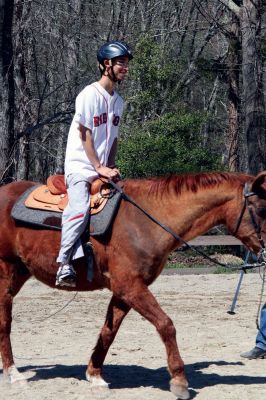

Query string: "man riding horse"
[[56, 41, 133, 287]]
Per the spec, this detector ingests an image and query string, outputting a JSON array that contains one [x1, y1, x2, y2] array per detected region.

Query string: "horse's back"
[[0, 180, 36, 219], [0, 180, 35, 205]]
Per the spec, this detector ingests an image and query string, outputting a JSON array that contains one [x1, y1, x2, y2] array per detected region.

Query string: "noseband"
[[234, 183, 266, 262]]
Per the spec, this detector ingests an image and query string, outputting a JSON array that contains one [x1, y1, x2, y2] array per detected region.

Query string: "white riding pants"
[[57, 174, 91, 264]]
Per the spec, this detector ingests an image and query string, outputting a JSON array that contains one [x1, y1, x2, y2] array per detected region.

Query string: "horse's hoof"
[[4, 365, 28, 385], [86, 371, 109, 389], [170, 379, 190, 400]]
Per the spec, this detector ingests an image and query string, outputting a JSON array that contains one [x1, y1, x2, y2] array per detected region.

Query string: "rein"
[[108, 180, 265, 271]]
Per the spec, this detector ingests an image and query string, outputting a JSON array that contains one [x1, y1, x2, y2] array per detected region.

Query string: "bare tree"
[[4, 0, 261, 182], [219, 0, 266, 174], [13, 0, 34, 180], [0, 0, 15, 183], [226, 12, 241, 171]]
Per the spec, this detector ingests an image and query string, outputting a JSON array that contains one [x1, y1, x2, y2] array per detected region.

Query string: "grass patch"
[[166, 261, 211, 269], [213, 266, 239, 274], [166, 250, 245, 274]]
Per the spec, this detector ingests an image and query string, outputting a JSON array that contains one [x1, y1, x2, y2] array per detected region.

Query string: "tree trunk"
[[54, 0, 82, 175], [240, 0, 266, 174], [13, 0, 33, 180], [0, 0, 15, 183], [226, 14, 241, 172]]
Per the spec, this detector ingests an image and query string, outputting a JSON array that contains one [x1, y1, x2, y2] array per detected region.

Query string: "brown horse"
[[1, 171, 266, 399]]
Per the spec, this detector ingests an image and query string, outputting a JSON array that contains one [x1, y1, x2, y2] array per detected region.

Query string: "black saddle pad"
[[11, 185, 122, 237]]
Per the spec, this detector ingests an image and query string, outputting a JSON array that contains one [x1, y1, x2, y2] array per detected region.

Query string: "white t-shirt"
[[64, 82, 124, 182]]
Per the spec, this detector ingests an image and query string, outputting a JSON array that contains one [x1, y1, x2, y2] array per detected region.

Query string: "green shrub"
[[118, 112, 222, 178]]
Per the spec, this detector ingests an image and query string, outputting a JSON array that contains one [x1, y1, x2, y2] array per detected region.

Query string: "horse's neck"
[[124, 178, 240, 246], [170, 185, 237, 241], [142, 182, 238, 243]]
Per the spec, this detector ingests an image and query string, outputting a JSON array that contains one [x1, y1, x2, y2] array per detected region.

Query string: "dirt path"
[[1, 272, 266, 399]]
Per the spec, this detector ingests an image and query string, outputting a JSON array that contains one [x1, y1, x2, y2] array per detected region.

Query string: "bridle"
[[234, 183, 266, 263], [227, 183, 266, 338]]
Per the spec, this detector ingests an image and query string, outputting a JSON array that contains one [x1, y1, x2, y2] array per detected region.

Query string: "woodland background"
[[1, 0, 266, 184]]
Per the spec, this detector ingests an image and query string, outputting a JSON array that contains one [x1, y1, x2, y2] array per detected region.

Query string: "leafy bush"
[[117, 112, 223, 178], [118, 33, 224, 178]]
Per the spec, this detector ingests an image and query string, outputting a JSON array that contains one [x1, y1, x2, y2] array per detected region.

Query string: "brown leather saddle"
[[25, 175, 116, 215]]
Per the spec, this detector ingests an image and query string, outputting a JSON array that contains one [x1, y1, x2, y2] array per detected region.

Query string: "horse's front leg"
[[86, 294, 131, 387], [0, 260, 31, 384], [117, 279, 190, 400]]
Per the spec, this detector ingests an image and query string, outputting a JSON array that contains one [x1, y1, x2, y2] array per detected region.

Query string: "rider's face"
[[111, 56, 129, 81]]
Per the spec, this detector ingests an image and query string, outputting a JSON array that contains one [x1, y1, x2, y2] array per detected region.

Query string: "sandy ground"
[[1, 271, 266, 400]]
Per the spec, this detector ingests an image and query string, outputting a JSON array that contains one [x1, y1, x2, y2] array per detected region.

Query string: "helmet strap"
[[107, 60, 122, 83], [110, 67, 120, 82]]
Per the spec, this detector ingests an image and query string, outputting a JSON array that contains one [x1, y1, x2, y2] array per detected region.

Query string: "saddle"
[[24, 175, 116, 215]]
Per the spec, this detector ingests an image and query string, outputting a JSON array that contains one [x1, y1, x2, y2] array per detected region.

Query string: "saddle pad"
[[11, 185, 122, 236]]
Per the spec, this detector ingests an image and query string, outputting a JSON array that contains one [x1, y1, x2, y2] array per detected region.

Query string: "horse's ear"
[[251, 171, 266, 197]]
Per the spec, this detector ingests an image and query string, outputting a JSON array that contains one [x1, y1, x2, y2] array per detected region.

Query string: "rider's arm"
[[79, 124, 120, 181]]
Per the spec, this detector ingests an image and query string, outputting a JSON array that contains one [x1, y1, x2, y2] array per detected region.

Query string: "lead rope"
[[14, 292, 78, 324]]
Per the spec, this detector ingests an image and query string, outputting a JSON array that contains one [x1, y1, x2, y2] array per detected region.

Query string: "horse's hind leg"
[[0, 260, 31, 383], [86, 294, 131, 387], [119, 280, 190, 400]]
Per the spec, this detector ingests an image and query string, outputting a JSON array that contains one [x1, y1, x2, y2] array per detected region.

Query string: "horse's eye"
[[256, 207, 266, 219]]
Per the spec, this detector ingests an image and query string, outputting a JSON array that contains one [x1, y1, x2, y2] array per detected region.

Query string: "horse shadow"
[[15, 359, 266, 398]]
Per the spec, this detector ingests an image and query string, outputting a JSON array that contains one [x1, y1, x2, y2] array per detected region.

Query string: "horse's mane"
[[144, 171, 253, 197]]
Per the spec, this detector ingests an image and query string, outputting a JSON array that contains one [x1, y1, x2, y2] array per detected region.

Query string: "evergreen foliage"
[[118, 112, 222, 178], [118, 34, 223, 178]]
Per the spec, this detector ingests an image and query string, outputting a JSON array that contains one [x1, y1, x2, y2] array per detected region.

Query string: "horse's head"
[[233, 171, 266, 256]]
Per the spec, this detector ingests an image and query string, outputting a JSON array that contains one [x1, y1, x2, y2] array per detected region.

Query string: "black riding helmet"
[[97, 41, 133, 66], [97, 41, 133, 81]]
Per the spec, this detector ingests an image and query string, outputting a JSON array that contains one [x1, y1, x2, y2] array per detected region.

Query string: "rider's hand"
[[95, 165, 121, 182]]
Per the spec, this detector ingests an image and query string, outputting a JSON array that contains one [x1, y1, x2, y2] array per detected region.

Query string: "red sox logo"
[[93, 113, 120, 127], [93, 113, 107, 127]]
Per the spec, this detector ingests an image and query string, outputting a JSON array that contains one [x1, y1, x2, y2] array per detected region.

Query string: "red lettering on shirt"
[[93, 113, 107, 127], [93, 116, 100, 127]]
